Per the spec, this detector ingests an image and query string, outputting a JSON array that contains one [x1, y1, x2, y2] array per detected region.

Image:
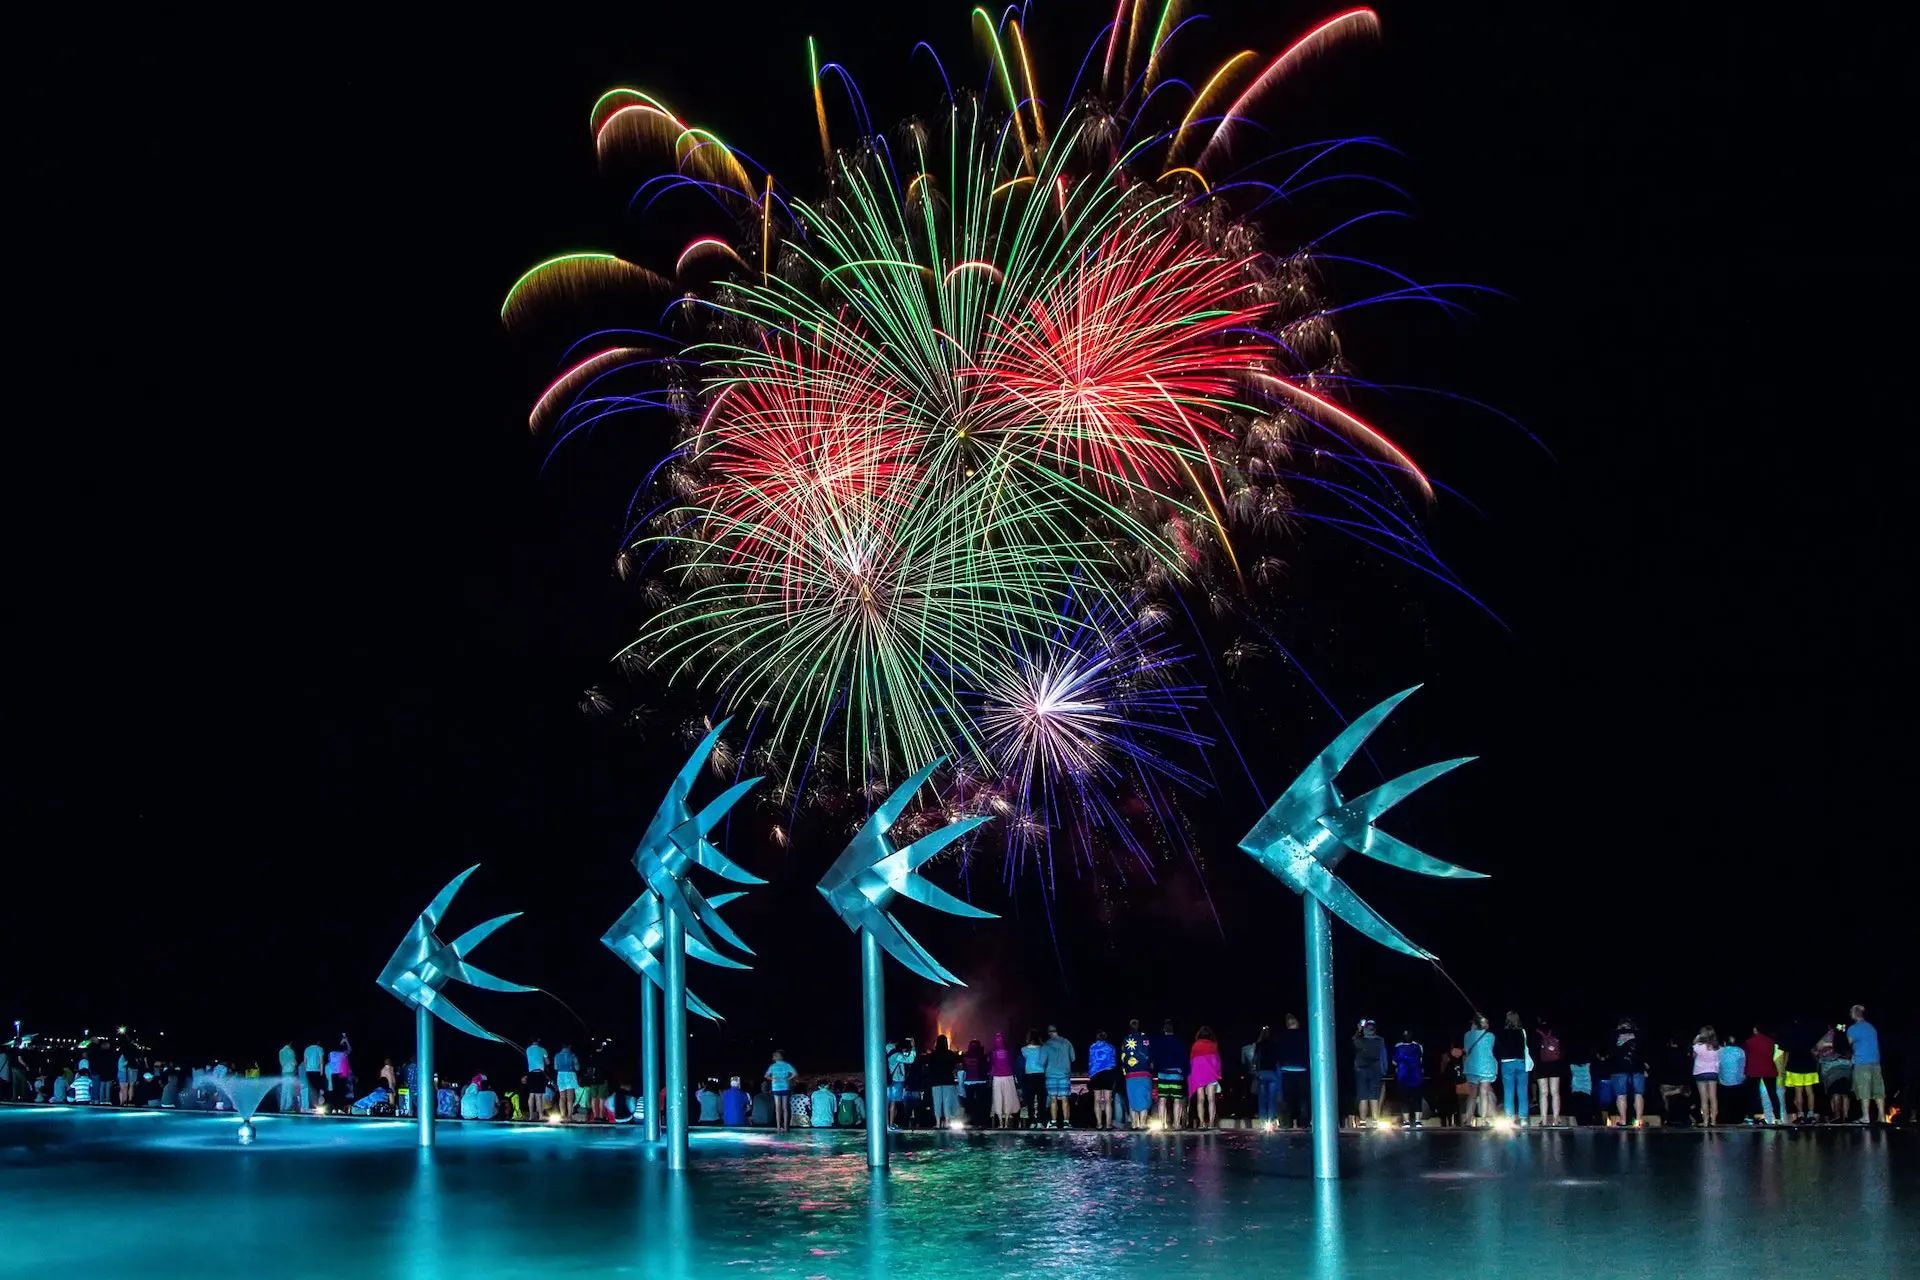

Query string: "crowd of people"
[[3, 1005, 1896, 1133]]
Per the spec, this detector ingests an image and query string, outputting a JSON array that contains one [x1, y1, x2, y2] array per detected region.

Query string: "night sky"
[[9, 2, 1912, 1083]]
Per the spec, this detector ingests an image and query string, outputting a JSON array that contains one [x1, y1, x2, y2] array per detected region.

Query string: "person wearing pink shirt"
[[1690, 1027, 1723, 1126], [989, 1032, 1018, 1127]]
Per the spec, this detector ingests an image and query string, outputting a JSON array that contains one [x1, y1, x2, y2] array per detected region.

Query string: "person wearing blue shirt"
[[721, 1076, 751, 1126], [1463, 1015, 1498, 1126], [1848, 1006, 1885, 1123]]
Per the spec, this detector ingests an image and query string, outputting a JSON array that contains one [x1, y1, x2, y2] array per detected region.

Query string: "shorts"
[[887, 1084, 906, 1103], [1692, 1073, 1717, 1084], [119, 1069, 135, 1086], [527, 1070, 547, 1093], [1852, 1063, 1885, 1100], [1355, 1072, 1383, 1101], [1466, 1071, 1496, 1086], [1192, 1080, 1219, 1097], [1823, 1072, 1852, 1097], [1155, 1072, 1186, 1099], [1046, 1075, 1070, 1100], [1608, 1072, 1646, 1098], [1126, 1076, 1153, 1111], [1782, 1070, 1819, 1088], [1091, 1069, 1121, 1093], [555, 1071, 579, 1092]]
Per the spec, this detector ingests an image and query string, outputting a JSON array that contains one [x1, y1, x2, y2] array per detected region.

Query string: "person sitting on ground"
[[696, 1079, 721, 1124], [751, 1080, 774, 1127], [721, 1076, 751, 1126], [69, 1067, 93, 1104], [838, 1081, 865, 1126], [811, 1079, 838, 1127], [352, 1082, 394, 1115]]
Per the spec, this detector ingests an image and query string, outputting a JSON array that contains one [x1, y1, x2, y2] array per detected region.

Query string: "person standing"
[[886, 1038, 916, 1129], [301, 1039, 325, 1111], [1532, 1018, 1564, 1125], [1691, 1027, 1723, 1126], [1392, 1031, 1425, 1127], [764, 1050, 797, 1130], [329, 1035, 354, 1109], [1252, 1026, 1281, 1126], [1151, 1020, 1188, 1128], [277, 1041, 298, 1112], [525, 1038, 550, 1122], [1493, 1012, 1529, 1124], [1121, 1019, 1154, 1130], [1042, 1025, 1076, 1129], [1019, 1030, 1048, 1129], [1815, 1024, 1852, 1123], [1189, 1026, 1223, 1129], [1716, 1032, 1747, 1122], [1848, 1005, 1885, 1124], [1607, 1018, 1647, 1127], [1743, 1026, 1781, 1124], [1780, 1022, 1820, 1123], [990, 1032, 1019, 1128], [1352, 1021, 1387, 1127], [1087, 1030, 1120, 1130], [925, 1035, 961, 1127], [552, 1043, 580, 1122], [1278, 1014, 1310, 1129], [962, 1038, 991, 1127], [1464, 1015, 1498, 1126]]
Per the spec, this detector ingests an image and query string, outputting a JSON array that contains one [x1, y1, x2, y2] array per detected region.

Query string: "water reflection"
[[2, 1110, 1914, 1277]]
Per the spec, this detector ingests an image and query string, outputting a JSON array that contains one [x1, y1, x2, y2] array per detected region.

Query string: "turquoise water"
[[2, 1106, 1912, 1277]]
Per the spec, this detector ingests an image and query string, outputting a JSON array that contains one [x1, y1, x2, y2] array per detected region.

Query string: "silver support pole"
[[664, 917, 690, 1170], [641, 977, 661, 1144], [1304, 895, 1340, 1179], [861, 929, 888, 1170], [415, 1003, 435, 1148]]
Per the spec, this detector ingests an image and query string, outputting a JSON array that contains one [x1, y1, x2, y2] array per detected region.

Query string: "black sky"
[[8, 2, 1913, 1080]]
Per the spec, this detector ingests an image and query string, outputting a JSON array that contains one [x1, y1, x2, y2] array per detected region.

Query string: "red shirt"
[[1743, 1034, 1776, 1077]]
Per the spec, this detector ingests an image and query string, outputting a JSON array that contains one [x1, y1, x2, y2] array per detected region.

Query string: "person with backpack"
[[1533, 1018, 1565, 1126], [1392, 1031, 1425, 1127], [836, 1081, 864, 1127]]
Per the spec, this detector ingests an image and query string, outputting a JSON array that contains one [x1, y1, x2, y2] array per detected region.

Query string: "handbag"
[[1523, 1030, 1534, 1074]]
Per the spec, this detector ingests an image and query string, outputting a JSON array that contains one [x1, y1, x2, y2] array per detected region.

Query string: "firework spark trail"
[[503, 4, 1498, 896]]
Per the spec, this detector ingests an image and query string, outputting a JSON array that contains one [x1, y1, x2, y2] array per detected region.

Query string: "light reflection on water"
[[0, 1107, 1911, 1278]]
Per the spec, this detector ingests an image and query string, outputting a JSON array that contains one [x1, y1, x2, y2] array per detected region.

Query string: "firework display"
[[507, 3, 1468, 889]]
